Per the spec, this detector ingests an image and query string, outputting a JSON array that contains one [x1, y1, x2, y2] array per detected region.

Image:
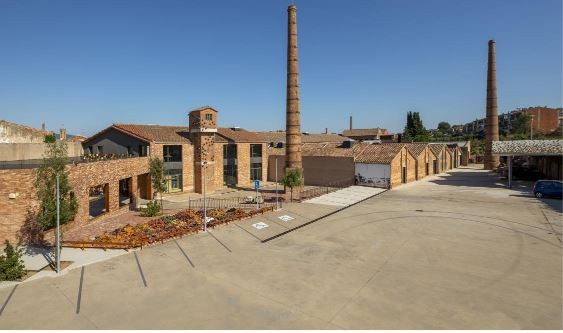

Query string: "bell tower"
[[189, 106, 218, 193]]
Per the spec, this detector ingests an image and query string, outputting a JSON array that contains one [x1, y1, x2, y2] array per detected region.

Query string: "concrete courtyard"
[[0, 166, 561, 329]]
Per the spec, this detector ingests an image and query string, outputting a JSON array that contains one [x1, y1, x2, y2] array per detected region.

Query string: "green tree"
[[149, 157, 167, 210], [437, 121, 451, 133], [510, 112, 531, 137], [282, 169, 302, 201], [35, 140, 78, 230], [43, 133, 56, 143], [0, 240, 26, 281], [403, 111, 429, 142]]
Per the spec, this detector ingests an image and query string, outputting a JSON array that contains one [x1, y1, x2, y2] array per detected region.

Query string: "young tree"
[[0, 240, 26, 281], [149, 157, 167, 210], [35, 140, 78, 230], [282, 169, 302, 201]]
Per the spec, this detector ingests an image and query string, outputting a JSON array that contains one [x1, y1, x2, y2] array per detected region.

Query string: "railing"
[[186, 196, 279, 210], [296, 179, 353, 202]]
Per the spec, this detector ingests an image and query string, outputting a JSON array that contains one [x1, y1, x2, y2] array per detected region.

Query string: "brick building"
[[0, 106, 269, 243], [405, 143, 432, 180]]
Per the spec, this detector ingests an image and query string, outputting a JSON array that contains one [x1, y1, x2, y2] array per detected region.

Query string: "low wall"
[[267, 155, 354, 186], [0, 142, 83, 161]]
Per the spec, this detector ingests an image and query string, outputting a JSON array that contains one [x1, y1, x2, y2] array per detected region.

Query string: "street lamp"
[[202, 161, 208, 232], [275, 157, 279, 210]]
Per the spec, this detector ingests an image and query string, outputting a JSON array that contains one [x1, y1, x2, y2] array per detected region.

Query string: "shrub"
[[161, 215, 175, 224], [142, 200, 161, 217], [0, 240, 26, 281]]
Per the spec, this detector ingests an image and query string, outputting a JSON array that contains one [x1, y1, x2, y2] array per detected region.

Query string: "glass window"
[[250, 144, 262, 181], [97, 146, 103, 154], [205, 114, 213, 121], [163, 145, 182, 162], [223, 144, 237, 185]]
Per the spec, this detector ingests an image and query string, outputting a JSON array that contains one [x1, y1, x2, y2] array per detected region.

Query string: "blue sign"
[[254, 180, 260, 189]]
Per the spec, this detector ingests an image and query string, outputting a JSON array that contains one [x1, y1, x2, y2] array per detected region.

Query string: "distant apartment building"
[[463, 107, 562, 137]]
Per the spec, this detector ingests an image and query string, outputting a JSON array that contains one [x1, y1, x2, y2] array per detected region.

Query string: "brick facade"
[[0, 157, 151, 243], [0, 169, 38, 243]]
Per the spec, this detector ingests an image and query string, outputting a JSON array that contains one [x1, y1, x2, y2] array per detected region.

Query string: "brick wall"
[[0, 169, 38, 243], [213, 143, 224, 189], [67, 157, 151, 227], [0, 157, 150, 243], [237, 143, 251, 187]]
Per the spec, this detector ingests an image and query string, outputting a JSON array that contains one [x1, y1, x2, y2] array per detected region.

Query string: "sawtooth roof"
[[429, 143, 446, 157], [405, 143, 428, 157]]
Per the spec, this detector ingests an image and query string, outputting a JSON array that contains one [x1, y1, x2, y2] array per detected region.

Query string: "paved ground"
[[304, 186, 386, 206], [0, 166, 561, 329]]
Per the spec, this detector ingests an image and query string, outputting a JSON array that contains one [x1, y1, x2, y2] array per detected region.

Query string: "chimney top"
[[288, 4, 296, 11], [488, 39, 495, 44]]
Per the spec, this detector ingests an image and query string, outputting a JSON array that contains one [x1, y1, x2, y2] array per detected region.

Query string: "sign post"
[[254, 180, 260, 209]]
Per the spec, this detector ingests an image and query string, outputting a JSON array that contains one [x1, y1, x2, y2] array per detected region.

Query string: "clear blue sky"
[[0, 0, 561, 136]]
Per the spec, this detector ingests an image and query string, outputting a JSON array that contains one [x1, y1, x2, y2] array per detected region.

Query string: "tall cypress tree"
[[403, 111, 429, 142]]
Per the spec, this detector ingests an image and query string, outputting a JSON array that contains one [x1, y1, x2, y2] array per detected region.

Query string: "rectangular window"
[[163, 145, 182, 162], [250, 144, 262, 181], [88, 146, 93, 154], [127, 146, 132, 155], [223, 144, 237, 185], [138, 145, 147, 157], [97, 146, 103, 154], [205, 114, 213, 121]]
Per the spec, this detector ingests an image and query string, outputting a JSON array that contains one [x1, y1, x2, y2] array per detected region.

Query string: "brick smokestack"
[[349, 116, 352, 131], [285, 4, 303, 173], [484, 40, 499, 170]]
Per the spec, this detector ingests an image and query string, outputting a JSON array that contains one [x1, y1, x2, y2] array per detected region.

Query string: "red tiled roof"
[[342, 128, 388, 137], [268, 142, 372, 159], [429, 143, 446, 157], [405, 143, 428, 157], [216, 128, 267, 143], [355, 143, 405, 164], [113, 124, 190, 143], [254, 131, 348, 144]]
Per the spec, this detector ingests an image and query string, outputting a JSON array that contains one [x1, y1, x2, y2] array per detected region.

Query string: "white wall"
[[355, 163, 390, 187]]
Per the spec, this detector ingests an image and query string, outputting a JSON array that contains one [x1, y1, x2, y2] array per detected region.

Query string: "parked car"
[[533, 180, 563, 199]]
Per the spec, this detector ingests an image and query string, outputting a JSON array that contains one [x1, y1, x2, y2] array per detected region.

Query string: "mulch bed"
[[68, 207, 274, 249]]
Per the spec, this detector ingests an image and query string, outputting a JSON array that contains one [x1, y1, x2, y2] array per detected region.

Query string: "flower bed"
[[79, 206, 274, 249]]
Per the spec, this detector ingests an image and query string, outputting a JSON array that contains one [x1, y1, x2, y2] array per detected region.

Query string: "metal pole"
[[56, 174, 61, 274], [203, 163, 207, 232], [508, 156, 512, 189], [275, 157, 279, 210], [256, 184, 259, 210]]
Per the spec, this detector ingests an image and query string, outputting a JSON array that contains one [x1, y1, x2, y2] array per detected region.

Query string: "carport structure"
[[492, 140, 563, 188]]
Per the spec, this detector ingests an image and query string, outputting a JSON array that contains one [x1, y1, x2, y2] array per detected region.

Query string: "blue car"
[[533, 180, 563, 199]]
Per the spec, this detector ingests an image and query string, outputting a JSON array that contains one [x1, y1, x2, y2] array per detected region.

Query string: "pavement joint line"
[[208, 231, 232, 252], [0, 285, 17, 316], [234, 224, 263, 242], [174, 240, 195, 268], [134, 252, 148, 287], [76, 266, 84, 314], [262, 189, 388, 243]]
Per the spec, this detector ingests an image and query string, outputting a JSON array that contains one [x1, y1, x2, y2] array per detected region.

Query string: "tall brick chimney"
[[285, 4, 303, 175], [484, 40, 500, 170], [349, 116, 353, 131]]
